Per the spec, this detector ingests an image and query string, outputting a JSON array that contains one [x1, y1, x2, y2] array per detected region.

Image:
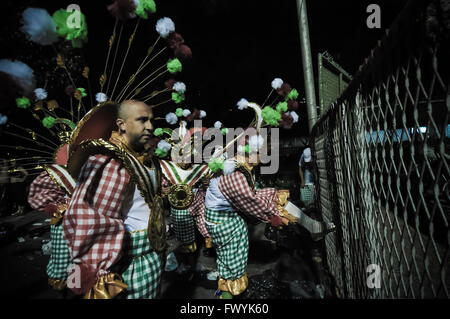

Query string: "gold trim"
[[167, 183, 194, 209], [68, 101, 118, 157], [205, 237, 213, 249], [218, 273, 248, 296], [128, 228, 147, 234], [83, 273, 128, 299], [48, 277, 67, 291], [180, 241, 197, 253], [43, 164, 72, 196]]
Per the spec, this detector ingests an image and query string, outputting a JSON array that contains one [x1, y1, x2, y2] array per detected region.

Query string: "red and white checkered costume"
[[218, 171, 280, 221], [62, 154, 130, 295], [189, 188, 210, 238], [28, 171, 67, 210]]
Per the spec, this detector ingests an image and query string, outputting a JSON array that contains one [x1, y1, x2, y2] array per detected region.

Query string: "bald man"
[[63, 100, 169, 299]]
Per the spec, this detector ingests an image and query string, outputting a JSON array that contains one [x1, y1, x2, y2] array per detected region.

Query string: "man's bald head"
[[118, 100, 150, 120]]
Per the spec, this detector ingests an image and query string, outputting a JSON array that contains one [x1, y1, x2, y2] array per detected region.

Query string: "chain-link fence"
[[311, 0, 450, 298]]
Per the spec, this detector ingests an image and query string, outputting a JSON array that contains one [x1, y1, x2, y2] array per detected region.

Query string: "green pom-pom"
[[42, 116, 56, 128], [172, 92, 185, 104], [16, 97, 30, 109], [52, 9, 88, 48], [286, 88, 299, 101], [77, 87, 87, 97], [262, 106, 281, 127], [155, 148, 168, 158], [221, 128, 229, 135], [154, 128, 164, 136], [175, 108, 183, 117], [244, 145, 251, 154], [135, 0, 156, 19], [208, 158, 224, 173], [167, 58, 182, 74], [276, 101, 288, 113]]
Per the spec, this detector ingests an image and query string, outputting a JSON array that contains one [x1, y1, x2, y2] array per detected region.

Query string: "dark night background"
[[0, 0, 409, 140]]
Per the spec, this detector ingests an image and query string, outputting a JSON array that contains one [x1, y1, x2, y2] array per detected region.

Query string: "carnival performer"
[[158, 125, 214, 276], [63, 100, 169, 299], [204, 135, 287, 299], [28, 163, 76, 293]]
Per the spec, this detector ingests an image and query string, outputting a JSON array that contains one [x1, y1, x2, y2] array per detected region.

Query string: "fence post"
[[296, 0, 318, 133]]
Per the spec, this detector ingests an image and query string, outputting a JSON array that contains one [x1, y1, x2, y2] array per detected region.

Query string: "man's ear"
[[116, 118, 126, 132]]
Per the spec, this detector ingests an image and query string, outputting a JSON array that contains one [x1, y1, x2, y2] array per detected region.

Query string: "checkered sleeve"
[[188, 188, 210, 238], [218, 171, 280, 222], [62, 154, 130, 295], [28, 171, 67, 210]]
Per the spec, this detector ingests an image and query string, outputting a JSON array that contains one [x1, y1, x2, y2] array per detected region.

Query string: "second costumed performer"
[[204, 132, 288, 299]]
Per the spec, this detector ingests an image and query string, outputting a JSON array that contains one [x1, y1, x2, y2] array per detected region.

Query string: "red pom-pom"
[[164, 79, 176, 89], [65, 85, 76, 96], [175, 45, 192, 62], [279, 113, 294, 129], [276, 83, 292, 97], [107, 0, 136, 20], [287, 100, 299, 110], [186, 108, 200, 122], [166, 32, 184, 50]]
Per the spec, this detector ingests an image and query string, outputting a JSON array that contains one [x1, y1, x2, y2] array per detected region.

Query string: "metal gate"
[[311, 0, 450, 298]]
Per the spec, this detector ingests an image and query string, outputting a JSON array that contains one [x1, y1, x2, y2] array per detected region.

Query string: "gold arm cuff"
[[180, 241, 197, 253], [83, 273, 128, 299], [275, 190, 299, 224], [205, 237, 213, 249], [218, 273, 248, 296], [48, 277, 67, 291]]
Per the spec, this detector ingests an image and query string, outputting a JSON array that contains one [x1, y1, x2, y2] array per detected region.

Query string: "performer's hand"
[[269, 216, 284, 227]]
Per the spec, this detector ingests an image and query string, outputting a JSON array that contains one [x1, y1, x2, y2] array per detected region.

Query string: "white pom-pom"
[[0, 114, 8, 125], [173, 82, 186, 93], [271, 78, 283, 90], [237, 145, 246, 154], [156, 17, 175, 38], [214, 121, 222, 129], [0, 59, 35, 94], [21, 8, 58, 46], [290, 111, 299, 123], [249, 134, 264, 152], [199, 110, 207, 118], [34, 88, 47, 100], [223, 159, 236, 175], [237, 98, 249, 110], [157, 140, 172, 152], [95, 92, 108, 103], [182, 109, 191, 117], [165, 112, 178, 125]]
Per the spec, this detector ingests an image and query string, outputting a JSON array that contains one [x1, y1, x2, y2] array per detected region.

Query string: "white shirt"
[[205, 176, 233, 211]]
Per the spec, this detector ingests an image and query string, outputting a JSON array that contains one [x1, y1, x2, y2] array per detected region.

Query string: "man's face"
[[117, 102, 154, 152]]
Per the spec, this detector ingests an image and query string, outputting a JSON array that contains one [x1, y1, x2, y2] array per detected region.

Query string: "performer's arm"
[[218, 171, 282, 225], [63, 155, 130, 296], [28, 171, 66, 211]]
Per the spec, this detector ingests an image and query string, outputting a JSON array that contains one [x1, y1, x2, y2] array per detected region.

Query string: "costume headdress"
[[0, 1, 195, 183]]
